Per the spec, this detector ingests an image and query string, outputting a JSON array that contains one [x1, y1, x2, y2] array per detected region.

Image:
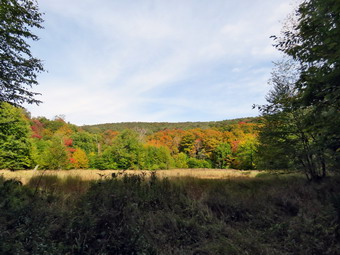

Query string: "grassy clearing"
[[0, 172, 339, 254], [0, 168, 261, 184]]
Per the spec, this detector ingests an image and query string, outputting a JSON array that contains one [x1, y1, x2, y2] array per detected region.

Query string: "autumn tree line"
[[81, 118, 258, 134], [1, 0, 339, 180], [0, 103, 260, 171]]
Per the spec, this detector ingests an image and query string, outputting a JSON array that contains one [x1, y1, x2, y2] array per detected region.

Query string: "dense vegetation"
[[0, 0, 339, 253], [82, 117, 259, 134], [1, 173, 339, 254], [1, 0, 338, 180], [256, 0, 339, 180], [0, 102, 260, 171]]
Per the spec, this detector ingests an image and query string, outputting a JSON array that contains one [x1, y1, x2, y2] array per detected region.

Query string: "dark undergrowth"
[[0, 173, 339, 254]]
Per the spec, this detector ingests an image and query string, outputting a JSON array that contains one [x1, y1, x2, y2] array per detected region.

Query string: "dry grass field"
[[1, 168, 338, 254], [0, 168, 261, 184]]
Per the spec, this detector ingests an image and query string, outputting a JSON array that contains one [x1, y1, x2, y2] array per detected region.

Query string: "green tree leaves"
[[258, 0, 340, 179], [101, 130, 143, 169], [0, 0, 45, 106], [0, 102, 32, 169], [0, 109, 261, 171], [212, 143, 232, 169]]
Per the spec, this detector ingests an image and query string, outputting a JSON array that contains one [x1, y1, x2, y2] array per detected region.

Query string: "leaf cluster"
[[0, 0, 44, 106]]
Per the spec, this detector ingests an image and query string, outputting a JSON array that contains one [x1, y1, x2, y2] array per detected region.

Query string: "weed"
[[0, 173, 339, 254]]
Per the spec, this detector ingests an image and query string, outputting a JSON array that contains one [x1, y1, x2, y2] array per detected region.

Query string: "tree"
[[236, 134, 258, 170], [140, 145, 173, 170], [273, 0, 340, 111], [102, 130, 143, 169], [30, 137, 49, 167], [42, 136, 69, 170], [257, 0, 340, 180], [71, 131, 97, 154], [256, 59, 300, 170], [147, 129, 184, 155], [72, 148, 89, 169], [212, 142, 232, 169], [201, 129, 224, 160], [257, 57, 336, 180], [274, 0, 339, 171], [0, 0, 44, 106], [179, 133, 196, 157], [173, 152, 188, 168], [0, 102, 32, 169]]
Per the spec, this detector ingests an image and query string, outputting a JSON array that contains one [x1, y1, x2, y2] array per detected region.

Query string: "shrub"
[[173, 152, 188, 168], [187, 158, 212, 168]]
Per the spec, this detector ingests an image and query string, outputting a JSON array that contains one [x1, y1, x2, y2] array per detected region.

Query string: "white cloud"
[[26, 0, 296, 125]]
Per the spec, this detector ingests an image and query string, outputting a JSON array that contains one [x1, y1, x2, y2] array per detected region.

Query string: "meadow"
[[0, 168, 261, 184], [1, 0, 338, 253], [1, 170, 339, 254]]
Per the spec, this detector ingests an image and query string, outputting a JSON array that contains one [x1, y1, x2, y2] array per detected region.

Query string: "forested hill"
[[81, 117, 259, 134]]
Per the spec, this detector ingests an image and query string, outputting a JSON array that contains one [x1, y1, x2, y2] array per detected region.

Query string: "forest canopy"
[[0, 106, 260, 171]]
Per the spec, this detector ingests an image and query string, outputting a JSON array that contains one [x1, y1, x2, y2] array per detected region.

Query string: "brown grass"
[[0, 168, 261, 184]]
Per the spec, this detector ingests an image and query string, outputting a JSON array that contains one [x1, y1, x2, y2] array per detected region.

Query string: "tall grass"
[[0, 168, 261, 184], [0, 173, 339, 254], [27, 175, 90, 194]]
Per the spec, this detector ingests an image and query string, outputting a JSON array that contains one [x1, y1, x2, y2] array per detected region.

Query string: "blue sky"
[[25, 0, 296, 125]]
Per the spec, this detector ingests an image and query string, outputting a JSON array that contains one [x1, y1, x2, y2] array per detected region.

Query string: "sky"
[[25, 0, 297, 126]]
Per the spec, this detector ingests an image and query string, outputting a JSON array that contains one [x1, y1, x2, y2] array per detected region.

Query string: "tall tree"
[[0, 0, 44, 106], [273, 0, 340, 109], [256, 59, 300, 170], [257, 57, 336, 180], [102, 130, 143, 170], [258, 0, 339, 180], [72, 148, 89, 169], [212, 142, 232, 169], [0, 102, 32, 169], [272, 0, 340, 157], [42, 136, 69, 170]]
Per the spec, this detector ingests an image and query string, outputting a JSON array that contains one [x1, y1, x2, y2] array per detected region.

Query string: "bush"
[[187, 158, 212, 168], [173, 152, 188, 168]]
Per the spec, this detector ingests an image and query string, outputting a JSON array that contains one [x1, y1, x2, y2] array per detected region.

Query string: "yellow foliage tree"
[[72, 148, 89, 169]]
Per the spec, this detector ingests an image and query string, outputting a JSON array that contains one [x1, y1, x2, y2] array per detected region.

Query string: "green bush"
[[173, 152, 188, 168], [187, 157, 212, 168]]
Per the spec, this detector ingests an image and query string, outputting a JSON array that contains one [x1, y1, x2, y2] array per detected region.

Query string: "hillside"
[[81, 117, 259, 134]]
